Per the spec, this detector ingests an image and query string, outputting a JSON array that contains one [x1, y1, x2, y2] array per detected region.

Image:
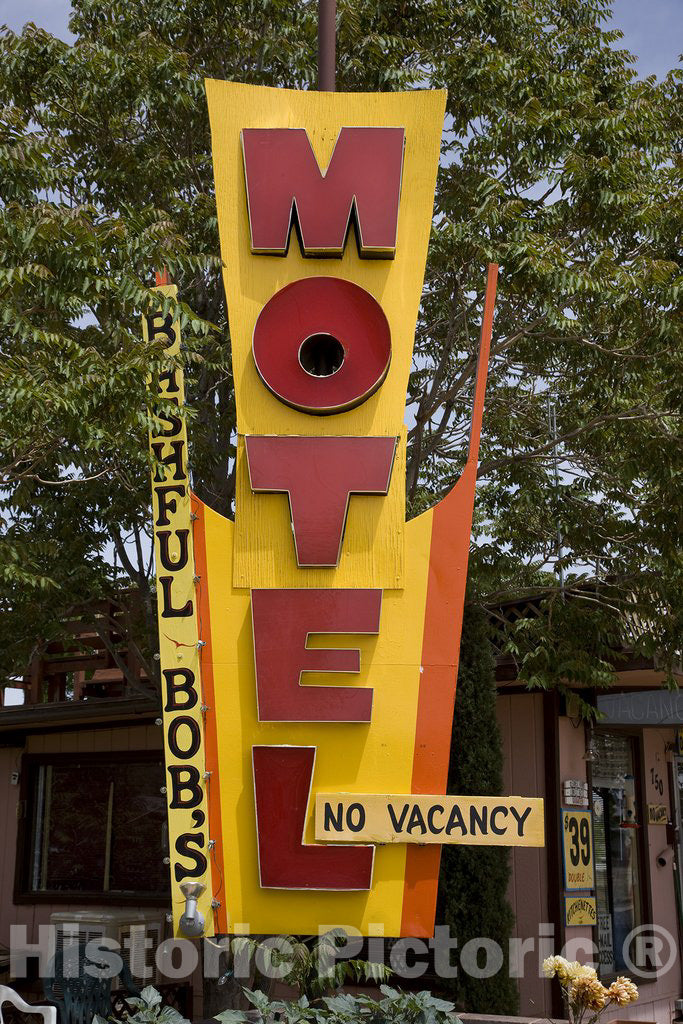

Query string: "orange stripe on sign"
[[192, 493, 228, 935], [400, 266, 497, 937]]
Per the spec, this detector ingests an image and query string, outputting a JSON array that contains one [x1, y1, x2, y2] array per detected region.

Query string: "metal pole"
[[317, 0, 336, 91]]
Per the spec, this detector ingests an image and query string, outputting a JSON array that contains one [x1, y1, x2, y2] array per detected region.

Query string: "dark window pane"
[[109, 764, 168, 893], [29, 758, 169, 897], [43, 765, 110, 891]]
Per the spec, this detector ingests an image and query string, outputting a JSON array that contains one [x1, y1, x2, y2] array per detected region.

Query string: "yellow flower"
[[570, 975, 609, 1012], [544, 956, 599, 987], [568, 962, 598, 982], [608, 977, 639, 1006], [543, 955, 569, 980]]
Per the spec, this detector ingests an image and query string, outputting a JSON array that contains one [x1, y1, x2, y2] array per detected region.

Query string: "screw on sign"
[[144, 81, 542, 940]]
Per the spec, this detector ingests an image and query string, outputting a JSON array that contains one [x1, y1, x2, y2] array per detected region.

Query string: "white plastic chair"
[[0, 985, 57, 1024]]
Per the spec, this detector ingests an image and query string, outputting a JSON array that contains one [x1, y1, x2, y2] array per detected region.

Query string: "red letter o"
[[252, 277, 391, 414]]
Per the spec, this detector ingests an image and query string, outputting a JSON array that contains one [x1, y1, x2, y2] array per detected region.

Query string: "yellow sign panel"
[[562, 808, 594, 890], [565, 895, 597, 927], [201, 82, 451, 937], [205, 81, 448, 593], [315, 794, 545, 846], [647, 803, 668, 825], [143, 286, 214, 937]]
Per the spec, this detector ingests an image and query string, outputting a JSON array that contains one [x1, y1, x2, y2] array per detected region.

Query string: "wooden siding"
[[25, 723, 162, 755], [496, 692, 553, 1017]]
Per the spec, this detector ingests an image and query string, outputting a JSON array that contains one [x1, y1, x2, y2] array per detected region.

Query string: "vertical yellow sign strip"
[[143, 285, 214, 937]]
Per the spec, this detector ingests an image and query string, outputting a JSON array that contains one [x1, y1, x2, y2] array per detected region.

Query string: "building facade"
[[0, 603, 197, 1017], [496, 599, 683, 1022]]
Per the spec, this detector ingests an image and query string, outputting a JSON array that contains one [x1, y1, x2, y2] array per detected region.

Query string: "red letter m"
[[241, 127, 404, 258]]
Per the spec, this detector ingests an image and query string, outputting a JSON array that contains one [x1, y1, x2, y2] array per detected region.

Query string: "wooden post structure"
[[317, 0, 336, 91]]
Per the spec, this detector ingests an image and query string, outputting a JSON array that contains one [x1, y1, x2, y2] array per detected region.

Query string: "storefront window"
[[21, 754, 169, 899], [591, 732, 643, 977], [674, 756, 683, 919]]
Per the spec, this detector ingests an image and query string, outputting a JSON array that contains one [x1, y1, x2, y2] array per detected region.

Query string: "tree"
[[0, 0, 680, 696], [436, 602, 518, 1013], [413, 0, 682, 699]]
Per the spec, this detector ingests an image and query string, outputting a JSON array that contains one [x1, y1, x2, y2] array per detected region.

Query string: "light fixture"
[[583, 732, 598, 763], [179, 881, 206, 937]]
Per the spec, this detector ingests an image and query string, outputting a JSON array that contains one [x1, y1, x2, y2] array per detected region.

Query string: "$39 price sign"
[[562, 808, 594, 891]]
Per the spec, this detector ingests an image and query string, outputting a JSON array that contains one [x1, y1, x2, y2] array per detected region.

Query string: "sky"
[[0, 0, 681, 80]]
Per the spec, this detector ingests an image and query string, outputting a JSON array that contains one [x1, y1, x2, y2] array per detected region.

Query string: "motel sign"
[[143, 82, 543, 939]]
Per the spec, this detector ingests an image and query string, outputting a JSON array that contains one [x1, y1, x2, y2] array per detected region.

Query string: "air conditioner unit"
[[49, 910, 165, 987], [118, 917, 164, 986]]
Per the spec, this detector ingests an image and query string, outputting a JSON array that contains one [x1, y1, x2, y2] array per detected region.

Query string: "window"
[[20, 754, 169, 900], [591, 732, 644, 977]]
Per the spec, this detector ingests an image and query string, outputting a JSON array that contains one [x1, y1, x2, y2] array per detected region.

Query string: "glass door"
[[591, 732, 644, 977], [672, 758, 683, 927]]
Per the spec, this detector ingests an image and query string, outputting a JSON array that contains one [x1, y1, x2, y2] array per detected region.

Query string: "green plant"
[[436, 602, 518, 1014], [215, 986, 457, 1024], [93, 986, 190, 1024], [218, 931, 392, 1001]]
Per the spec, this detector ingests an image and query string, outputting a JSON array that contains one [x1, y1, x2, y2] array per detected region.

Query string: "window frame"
[[14, 750, 170, 906], [588, 727, 656, 982]]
